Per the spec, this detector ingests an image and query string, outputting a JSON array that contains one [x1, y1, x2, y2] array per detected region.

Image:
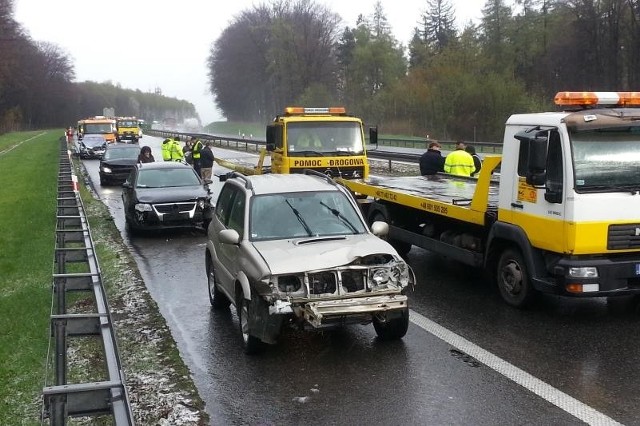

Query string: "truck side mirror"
[[369, 127, 378, 146], [526, 135, 548, 186], [266, 125, 276, 151]]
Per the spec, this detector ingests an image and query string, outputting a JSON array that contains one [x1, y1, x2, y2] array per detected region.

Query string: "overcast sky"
[[14, 0, 483, 124]]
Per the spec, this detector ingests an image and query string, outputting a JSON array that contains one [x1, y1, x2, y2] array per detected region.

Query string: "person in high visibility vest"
[[444, 140, 476, 177], [170, 136, 184, 162], [161, 137, 173, 161], [191, 136, 203, 176]]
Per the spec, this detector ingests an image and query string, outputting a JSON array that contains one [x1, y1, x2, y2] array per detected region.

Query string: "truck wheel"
[[207, 260, 230, 309], [237, 296, 264, 354], [496, 248, 535, 307], [373, 307, 409, 340], [371, 211, 411, 257]]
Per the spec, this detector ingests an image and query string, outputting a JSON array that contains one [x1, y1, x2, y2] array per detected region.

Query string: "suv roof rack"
[[229, 171, 253, 190], [302, 169, 337, 186]]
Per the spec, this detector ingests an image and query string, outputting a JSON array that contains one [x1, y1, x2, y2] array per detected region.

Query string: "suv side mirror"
[[219, 229, 240, 245], [370, 221, 388, 237]]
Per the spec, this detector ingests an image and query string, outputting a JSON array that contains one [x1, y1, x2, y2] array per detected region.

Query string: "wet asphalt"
[[81, 135, 640, 425]]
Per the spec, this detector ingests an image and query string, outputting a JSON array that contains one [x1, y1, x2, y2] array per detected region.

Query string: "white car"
[[205, 171, 414, 354]]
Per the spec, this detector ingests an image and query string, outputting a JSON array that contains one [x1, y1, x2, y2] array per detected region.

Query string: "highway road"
[[80, 135, 640, 425]]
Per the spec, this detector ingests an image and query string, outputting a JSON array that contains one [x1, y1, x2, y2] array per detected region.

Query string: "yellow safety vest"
[[161, 138, 173, 161], [444, 150, 476, 177]]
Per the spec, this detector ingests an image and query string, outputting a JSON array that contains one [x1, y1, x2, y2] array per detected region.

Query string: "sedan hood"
[[136, 186, 208, 203], [252, 234, 398, 275]]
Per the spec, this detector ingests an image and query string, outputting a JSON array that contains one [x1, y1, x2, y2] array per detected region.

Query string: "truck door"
[[509, 129, 567, 253]]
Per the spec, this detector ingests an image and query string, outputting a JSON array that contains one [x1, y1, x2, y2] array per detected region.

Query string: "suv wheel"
[[237, 296, 263, 354], [373, 307, 409, 340], [207, 260, 230, 309]]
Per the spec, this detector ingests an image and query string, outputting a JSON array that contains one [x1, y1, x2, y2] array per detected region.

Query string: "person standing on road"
[[161, 137, 173, 161], [444, 140, 476, 177], [419, 141, 445, 175], [137, 145, 155, 164], [170, 136, 184, 162], [183, 139, 193, 165], [465, 145, 482, 177], [191, 137, 203, 177], [200, 141, 215, 183]]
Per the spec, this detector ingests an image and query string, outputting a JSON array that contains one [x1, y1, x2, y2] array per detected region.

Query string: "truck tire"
[[207, 259, 230, 309], [496, 248, 535, 307], [370, 211, 411, 257], [237, 295, 264, 354], [373, 307, 409, 340]]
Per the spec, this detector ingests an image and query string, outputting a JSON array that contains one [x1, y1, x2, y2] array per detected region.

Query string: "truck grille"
[[608, 224, 640, 250], [308, 270, 367, 295]]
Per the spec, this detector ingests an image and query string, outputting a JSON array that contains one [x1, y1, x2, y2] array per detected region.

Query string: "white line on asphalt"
[[409, 310, 622, 426]]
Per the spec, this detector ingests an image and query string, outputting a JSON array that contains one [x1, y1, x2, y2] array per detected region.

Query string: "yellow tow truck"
[[216, 107, 370, 179], [340, 91, 640, 307], [115, 116, 141, 143]]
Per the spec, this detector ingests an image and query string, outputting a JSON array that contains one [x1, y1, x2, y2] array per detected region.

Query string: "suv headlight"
[[135, 203, 152, 212], [197, 199, 205, 209], [370, 262, 412, 289], [102, 166, 112, 173]]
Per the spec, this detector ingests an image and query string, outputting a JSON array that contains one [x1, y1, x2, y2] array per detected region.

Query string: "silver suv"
[[205, 171, 414, 354]]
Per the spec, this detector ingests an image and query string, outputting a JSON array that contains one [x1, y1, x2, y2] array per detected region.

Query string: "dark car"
[[76, 134, 106, 159], [121, 162, 213, 233], [99, 143, 140, 185]]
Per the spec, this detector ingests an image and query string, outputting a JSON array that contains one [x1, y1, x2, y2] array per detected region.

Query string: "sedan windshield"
[[572, 128, 640, 191], [249, 191, 367, 241], [136, 168, 201, 188], [103, 147, 140, 160]]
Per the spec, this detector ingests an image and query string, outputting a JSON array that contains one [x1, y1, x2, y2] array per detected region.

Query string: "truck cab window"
[[545, 131, 563, 198]]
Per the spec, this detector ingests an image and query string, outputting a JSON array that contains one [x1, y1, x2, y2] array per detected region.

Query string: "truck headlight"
[[568, 267, 598, 278], [135, 203, 153, 212]]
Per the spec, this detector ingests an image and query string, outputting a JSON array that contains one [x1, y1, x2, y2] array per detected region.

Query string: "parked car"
[[76, 134, 106, 159], [98, 143, 140, 186], [205, 171, 414, 354], [122, 162, 213, 233]]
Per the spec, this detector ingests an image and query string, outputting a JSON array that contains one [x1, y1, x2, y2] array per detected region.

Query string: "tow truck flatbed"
[[339, 156, 501, 226]]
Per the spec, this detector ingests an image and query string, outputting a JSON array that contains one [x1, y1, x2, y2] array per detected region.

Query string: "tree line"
[[0, 0, 197, 134], [208, 0, 640, 142]]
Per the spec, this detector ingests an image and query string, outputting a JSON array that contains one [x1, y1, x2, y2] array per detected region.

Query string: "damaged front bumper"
[[302, 294, 408, 328]]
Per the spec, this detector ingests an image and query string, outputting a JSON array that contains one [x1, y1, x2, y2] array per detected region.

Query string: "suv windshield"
[[249, 191, 366, 241], [287, 122, 364, 156], [572, 128, 640, 191]]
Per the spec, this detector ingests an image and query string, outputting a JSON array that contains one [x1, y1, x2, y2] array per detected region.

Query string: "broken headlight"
[[370, 262, 412, 289], [277, 275, 301, 293]]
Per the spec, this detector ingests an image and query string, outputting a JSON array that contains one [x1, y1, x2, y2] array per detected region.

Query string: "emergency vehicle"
[[339, 91, 640, 307], [116, 116, 141, 143], [215, 107, 370, 179], [77, 116, 117, 144]]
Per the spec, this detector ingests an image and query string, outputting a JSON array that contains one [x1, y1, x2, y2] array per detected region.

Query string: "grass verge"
[[0, 131, 206, 424], [0, 130, 60, 423]]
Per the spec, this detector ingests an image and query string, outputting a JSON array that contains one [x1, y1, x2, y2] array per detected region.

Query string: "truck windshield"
[[571, 129, 640, 192], [287, 122, 364, 156], [85, 123, 114, 134], [249, 191, 367, 241], [118, 121, 137, 127]]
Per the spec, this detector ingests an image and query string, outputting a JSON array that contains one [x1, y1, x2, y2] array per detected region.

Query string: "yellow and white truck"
[[115, 116, 141, 143], [339, 91, 640, 307], [77, 116, 117, 144], [216, 107, 370, 179]]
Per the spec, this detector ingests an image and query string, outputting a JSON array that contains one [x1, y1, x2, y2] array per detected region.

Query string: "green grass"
[[0, 130, 62, 423], [205, 121, 265, 139]]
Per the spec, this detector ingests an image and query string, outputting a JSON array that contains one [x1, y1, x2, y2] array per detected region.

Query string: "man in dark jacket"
[[200, 141, 215, 183], [419, 141, 445, 175]]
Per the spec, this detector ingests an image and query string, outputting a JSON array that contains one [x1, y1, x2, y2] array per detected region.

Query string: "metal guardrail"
[[146, 130, 502, 165], [42, 138, 133, 425]]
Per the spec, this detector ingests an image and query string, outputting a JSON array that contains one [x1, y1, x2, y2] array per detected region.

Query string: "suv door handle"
[[511, 202, 523, 209]]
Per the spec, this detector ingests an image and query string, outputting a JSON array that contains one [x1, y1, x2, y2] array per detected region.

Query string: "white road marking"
[[409, 309, 622, 426]]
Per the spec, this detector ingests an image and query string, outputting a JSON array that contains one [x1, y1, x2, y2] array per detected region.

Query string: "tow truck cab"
[[265, 107, 370, 179]]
